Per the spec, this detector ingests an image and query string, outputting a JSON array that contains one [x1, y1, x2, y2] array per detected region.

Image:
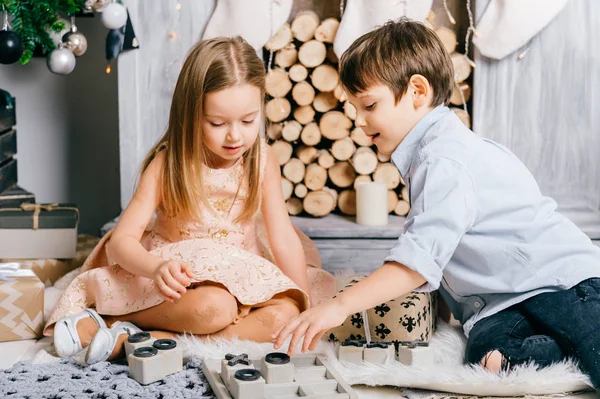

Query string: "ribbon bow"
[[0, 262, 35, 282], [20, 203, 59, 230], [0, 203, 79, 230]]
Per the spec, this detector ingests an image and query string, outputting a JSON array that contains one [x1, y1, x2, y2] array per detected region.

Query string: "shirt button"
[[474, 301, 481, 308]]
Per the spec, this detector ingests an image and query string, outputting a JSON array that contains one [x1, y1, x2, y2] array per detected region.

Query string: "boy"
[[273, 18, 600, 387]]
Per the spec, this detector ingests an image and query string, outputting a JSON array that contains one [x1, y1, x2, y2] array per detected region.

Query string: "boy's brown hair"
[[339, 17, 454, 107]]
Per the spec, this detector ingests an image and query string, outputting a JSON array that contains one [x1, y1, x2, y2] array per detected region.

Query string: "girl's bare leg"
[[207, 296, 301, 342], [72, 283, 238, 359]]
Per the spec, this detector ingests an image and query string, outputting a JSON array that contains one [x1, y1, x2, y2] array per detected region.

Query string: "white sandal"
[[85, 321, 142, 365], [54, 308, 107, 358]]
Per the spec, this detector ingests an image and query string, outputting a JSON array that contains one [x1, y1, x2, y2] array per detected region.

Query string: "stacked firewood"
[[265, 11, 471, 217]]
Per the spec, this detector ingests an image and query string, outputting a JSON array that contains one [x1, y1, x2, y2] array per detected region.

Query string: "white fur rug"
[[38, 267, 594, 397]]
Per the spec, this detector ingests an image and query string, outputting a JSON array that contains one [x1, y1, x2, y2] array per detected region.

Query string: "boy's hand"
[[272, 299, 348, 355], [153, 260, 193, 302]]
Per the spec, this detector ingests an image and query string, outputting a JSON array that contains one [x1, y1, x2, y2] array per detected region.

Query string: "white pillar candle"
[[356, 181, 388, 226]]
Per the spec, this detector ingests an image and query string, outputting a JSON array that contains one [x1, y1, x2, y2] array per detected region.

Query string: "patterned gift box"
[[0, 234, 101, 286], [327, 276, 438, 345], [0, 263, 44, 342]]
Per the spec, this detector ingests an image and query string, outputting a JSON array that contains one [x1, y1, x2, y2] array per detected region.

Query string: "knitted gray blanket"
[[0, 356, 213, 398]]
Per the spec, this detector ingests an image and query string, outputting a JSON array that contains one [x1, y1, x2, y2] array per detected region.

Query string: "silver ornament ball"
[[47, 47, 76, 75], [63, 31, 88, 57], [101, 3, 127, 29]]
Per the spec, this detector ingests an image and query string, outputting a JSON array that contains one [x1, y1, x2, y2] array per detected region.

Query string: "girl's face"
[[202, 84, 262, 168]]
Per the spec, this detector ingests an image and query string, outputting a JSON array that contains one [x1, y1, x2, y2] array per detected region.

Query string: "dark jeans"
[[465, 278, 600, 389]]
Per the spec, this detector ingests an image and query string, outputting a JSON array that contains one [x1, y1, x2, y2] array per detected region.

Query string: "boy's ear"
[[408, 74, 432, 108]]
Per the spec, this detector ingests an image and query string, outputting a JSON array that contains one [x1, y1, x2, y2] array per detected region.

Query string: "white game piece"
[[337, 340, 365, 365], [397, 341, 435, 367], [260, 352, 295, 384], [229, 368, 265, 399], [128, 339, 183, 385], [124, 331, 155, 359], [202, 353, 359, 399], [363, 342, 395, 365], [221, 353, 255, 389]]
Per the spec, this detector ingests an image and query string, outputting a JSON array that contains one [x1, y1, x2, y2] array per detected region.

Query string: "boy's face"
[[347, 82, 430, 155]]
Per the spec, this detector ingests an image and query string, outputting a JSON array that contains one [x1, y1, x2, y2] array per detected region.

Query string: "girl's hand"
[[272, 299, 348, 355], [153, 260, 194, 302]]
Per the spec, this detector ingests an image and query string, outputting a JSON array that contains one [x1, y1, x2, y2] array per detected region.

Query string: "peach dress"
[[44, 141, 336, 335]]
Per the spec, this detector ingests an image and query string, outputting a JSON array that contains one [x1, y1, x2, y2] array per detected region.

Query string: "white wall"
[[474, 0, 600, 237], [0, 16, 120, 235]]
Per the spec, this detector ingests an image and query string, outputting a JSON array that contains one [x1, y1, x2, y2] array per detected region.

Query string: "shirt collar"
[[391, 105, 450, 177]]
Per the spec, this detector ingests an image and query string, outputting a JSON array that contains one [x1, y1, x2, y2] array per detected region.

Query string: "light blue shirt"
[[385, 105, 600, 337]]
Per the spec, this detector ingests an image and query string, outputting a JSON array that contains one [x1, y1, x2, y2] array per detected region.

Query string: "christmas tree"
[[0, 0, 85, 64]]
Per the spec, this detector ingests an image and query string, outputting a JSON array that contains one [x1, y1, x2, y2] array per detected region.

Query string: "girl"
[[45, 36, 336, 365]]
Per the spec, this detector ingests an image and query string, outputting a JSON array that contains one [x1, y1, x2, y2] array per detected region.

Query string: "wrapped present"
[[0, 89, 16, 133], [0, 263, 44, 342], [327, 276, 438, 345], [0, 129, 16, 164], [0, 185, 35, 208], [0, 234, 100, 286], [0, 203, 79, 259], [0, 157, 17, 195]]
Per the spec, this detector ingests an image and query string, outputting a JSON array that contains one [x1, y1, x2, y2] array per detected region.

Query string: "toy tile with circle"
[[127, 338, 183, 385], [203, 352, 358, 398]]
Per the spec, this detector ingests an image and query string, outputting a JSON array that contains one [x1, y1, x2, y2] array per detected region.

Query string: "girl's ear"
[[408, 74, 432, 109]]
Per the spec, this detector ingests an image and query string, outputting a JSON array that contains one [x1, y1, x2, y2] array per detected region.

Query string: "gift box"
[[0, 89, 16, 133], [0, 203, 79, 259], [0, 185, 35, 208], [327, 276, 438, 345], [0, 129, 16, 164], [0, 234, 101, 286], [0, 263, 44, 342], [0, 158, 17, 195]]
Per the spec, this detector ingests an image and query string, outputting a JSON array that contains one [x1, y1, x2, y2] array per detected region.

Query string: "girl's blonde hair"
[[140, 36, 266, 223]]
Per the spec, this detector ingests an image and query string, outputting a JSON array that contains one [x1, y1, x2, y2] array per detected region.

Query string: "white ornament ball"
[[47, 48, 76, 75], [63, 31, 88, 57], [102, 3, 127, 29]]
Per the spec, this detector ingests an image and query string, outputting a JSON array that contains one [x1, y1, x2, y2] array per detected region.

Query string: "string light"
[[105, 63, 111, 74], [518, 41, 531, 60], [442, 0, 456, 25], [166, 0, 183, 88], [463, 0, 477, 68], [455, 81, 468, 113]]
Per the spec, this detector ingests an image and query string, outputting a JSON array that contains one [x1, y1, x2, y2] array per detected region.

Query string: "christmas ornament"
[[49, 17, 71, 47], [0, 31, 23, 65], [62, 17, 88, 56], [105, 28, 124, 61], [90, 0, 111, 12], [47, 44, 76, 75], [102, 3, 127, 30], [0, 11, 23, 65], [122, 10, 139, 51]]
